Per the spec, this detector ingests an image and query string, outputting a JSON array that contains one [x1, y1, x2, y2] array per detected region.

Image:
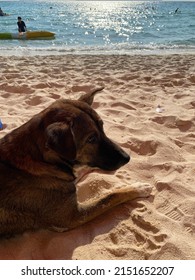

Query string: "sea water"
[[0, 0, 195, 56]]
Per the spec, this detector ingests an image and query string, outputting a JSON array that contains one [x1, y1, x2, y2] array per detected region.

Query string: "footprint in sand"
[[155, 181, 195, 235], [25, 96, 45, 106], [116, 170, 131, 182], [131, 206, 167, 255], [106, 201, 167, 259], [151, 115, 193, 132], [1, 93, 11, 99], [175, 119, 193, 132], [104, 177, 165, 258], [50, 93, 61, 100], [156, 182, 183, 220], [127, 138, 158, 156]]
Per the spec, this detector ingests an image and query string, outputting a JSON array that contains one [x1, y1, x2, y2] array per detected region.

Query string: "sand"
[[0, 54, 195, 260]]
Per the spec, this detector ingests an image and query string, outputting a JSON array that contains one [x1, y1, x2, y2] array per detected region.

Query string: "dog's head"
[[43, 87, 130, 176]]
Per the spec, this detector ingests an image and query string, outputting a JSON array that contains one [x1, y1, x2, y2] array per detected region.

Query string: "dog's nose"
[[120, 150, 130, 164], [96, 137, 131, 171]]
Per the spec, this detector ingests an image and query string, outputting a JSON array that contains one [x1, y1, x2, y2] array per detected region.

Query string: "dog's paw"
[[114, 182, 153, 202], [131, 182, 153, 198]]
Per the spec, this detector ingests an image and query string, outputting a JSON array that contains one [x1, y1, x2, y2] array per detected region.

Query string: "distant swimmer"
[[17, 16, 27, 33], [0, 7, 7, 16], [175, 8, 179, 14]]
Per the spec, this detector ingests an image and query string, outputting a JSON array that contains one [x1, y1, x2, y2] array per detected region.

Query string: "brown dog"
[[0, 88, 152, 237]]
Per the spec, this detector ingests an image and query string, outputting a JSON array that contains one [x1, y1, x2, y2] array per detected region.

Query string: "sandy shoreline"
[[0, 54, 195, 259]]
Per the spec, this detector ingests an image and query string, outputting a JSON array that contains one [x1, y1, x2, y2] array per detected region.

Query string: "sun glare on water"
[[73, 1, 149, 45]]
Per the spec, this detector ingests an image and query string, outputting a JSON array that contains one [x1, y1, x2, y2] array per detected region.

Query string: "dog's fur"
[[0, 88, 151, 237]]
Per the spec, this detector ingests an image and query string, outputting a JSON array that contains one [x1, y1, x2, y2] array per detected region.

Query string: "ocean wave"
[[1, 42, 195, 57]]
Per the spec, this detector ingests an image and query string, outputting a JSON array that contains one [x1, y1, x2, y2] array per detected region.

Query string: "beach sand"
[[0, 54, 195, 260]]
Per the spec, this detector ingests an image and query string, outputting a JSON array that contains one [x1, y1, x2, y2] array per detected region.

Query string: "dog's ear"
[[46, 122, 76, 161], [78, 87, 104, 106]]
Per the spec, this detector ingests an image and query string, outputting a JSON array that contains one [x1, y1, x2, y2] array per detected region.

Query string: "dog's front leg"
[[68, 183, 152, 229]]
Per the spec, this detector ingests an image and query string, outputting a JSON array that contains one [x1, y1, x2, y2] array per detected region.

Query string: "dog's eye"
[[86, 134, 98, 144]]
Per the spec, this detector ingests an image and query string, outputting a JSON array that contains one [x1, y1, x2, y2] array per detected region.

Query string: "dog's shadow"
[[0, 202, 136, 260]]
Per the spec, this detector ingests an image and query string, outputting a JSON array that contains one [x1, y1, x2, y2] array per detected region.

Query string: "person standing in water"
[[0, 7, 7, 16], [17, 16, 27, 32], [175, 8, 179, 14]]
